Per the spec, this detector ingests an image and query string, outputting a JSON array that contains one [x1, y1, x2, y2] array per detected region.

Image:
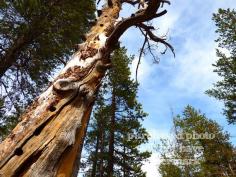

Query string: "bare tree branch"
[[146, 38, 160, 63], [121, 0, 139, 6], [138, 23, 175, 56], [97, 0, 102, 5], [106, 0, 169, 49], [136, 32, 148, 82], [161, 0, 171, 6]]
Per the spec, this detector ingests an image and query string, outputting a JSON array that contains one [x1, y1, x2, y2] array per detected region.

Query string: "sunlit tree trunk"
[[0, 0, 170, 176]]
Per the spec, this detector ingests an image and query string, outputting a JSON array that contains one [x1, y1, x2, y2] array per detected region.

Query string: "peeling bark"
[[0, 0, 169, 176]]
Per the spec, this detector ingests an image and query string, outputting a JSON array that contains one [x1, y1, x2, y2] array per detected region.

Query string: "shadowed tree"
[[82, 47, 150, 177], [0, 0, 173, 176]]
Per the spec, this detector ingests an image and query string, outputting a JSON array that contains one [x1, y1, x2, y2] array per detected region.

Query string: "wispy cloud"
[[142, 153, 162, 177], [123, 1, 236, 177], [130, 56, 155, 83]]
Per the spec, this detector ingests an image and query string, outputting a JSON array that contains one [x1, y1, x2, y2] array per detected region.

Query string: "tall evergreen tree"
[[158, 106, 236, 177], [206, 8, 236, 124], [82, 47, 151, 177], [0, 0, 95, 139], [0, 97, 18, 141], [0, 0, 95, 109]]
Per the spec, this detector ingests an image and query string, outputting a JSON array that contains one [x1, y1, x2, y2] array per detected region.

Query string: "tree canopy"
[[81, 47, 151, 176], [158, 106, 236, 177], [0, 0, 95, 111], [206, 8, 236, 124], [0, 0, 95, 139]]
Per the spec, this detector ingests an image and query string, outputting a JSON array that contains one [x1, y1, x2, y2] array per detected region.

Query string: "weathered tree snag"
[[0, 0, 172, 176]]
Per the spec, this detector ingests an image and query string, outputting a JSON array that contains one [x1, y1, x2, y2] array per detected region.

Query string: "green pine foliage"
[[158, 106, 236, 177], [81, 47, 151, 177], [0, 0, 95, 97], [0, 0, 95, 139], [0, 97, 18, 140], [206, 8, 236, 124]]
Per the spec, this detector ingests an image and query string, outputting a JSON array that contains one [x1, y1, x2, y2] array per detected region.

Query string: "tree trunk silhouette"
[[91, 131, 100, 177], [0, 32, 38, 78], [107, 90, 116, 176], [0, 0, 171, 176], [99, 126, 105, 177]]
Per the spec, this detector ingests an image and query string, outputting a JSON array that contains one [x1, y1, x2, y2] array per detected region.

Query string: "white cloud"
[[148, 128, 172, 141], [130, 56, 154, 83], [140, 129, 175, 177], [170, 40, 219, 96], [142, 153, 162, 177]]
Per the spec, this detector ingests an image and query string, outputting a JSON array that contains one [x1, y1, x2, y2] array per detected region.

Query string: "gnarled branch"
[[136, 32, 148, 82], [138, 23, 175, 56], [106, 0, 169, 49]]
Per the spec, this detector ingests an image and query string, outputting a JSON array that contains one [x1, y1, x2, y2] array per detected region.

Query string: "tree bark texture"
[[0, 0, 168, 176]]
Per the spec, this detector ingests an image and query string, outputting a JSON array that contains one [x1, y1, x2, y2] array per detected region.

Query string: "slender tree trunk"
[[0, 33, 37, 78], [123, 146, 126, 177], [99, 126, 105, 177], [0, 0, 167, 176], [91, 131, 100, 177], [107, 90, 116, 176]]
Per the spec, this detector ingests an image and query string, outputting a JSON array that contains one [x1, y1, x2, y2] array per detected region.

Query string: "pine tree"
[[0, 0, 95, 108], [0, 0, 95, 139], [82, 47, 151, 177], [206, 8, 236, 124], [0, 98, 18, 140], [158, 106, 236, 177]]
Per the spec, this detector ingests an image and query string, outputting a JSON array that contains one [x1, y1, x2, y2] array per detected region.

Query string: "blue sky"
[[119, 0, 236, 176]]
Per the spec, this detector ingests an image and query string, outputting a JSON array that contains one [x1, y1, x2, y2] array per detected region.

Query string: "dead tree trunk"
[[0, 0, 173, 176]]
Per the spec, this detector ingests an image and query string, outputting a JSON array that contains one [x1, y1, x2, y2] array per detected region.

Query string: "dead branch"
[[121, 0, 139, 6], [136, 32, 148, 82], [97, 0, 102, 5], [161, 0, 171, 7], [139, 25, 165, 62], [138, 23, 175, 56], [107, 0, 166, 48]]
